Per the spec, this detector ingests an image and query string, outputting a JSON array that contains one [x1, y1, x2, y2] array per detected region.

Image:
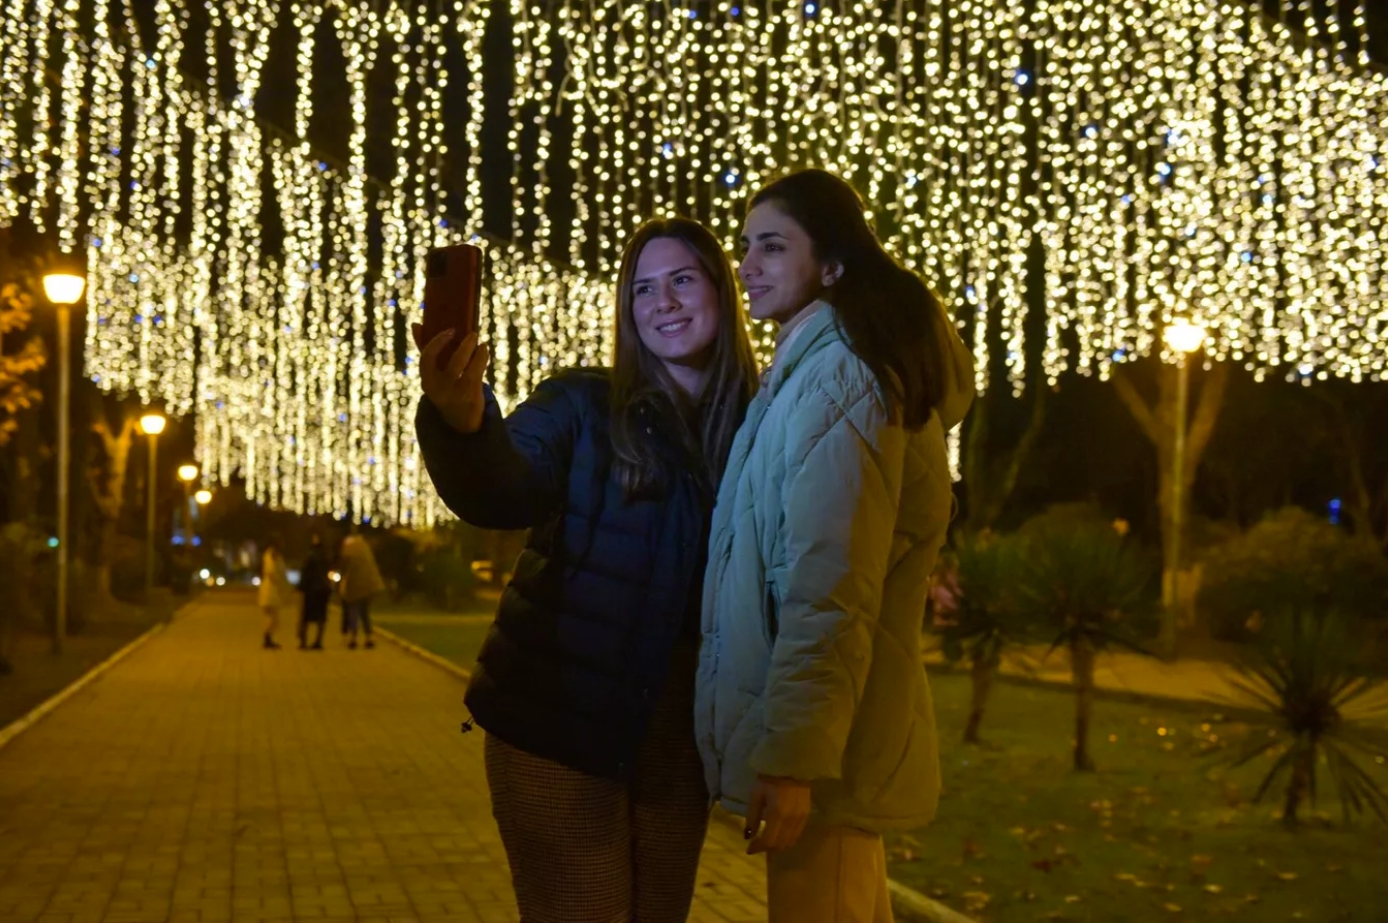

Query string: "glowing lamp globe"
[[177, 464, 199, 483], [42, 272, 86, 306], [194, 489, 213, 505], [139, 413, 167, 436], [1163, 321, 1207, 356]]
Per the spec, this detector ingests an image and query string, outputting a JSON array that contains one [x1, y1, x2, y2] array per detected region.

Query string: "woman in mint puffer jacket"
[[696, 169, 975, 923]]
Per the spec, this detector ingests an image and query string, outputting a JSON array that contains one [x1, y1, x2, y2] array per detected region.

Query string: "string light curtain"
[[1, 0, 1385, 526]]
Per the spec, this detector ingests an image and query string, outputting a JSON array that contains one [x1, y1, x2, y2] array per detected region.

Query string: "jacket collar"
[[762, 300, 840, 398]]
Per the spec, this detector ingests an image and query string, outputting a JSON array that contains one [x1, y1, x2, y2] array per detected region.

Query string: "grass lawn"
[[891, 672, 1388, 922], [0, 597, 179, 730], [374, 593, 498, 671]]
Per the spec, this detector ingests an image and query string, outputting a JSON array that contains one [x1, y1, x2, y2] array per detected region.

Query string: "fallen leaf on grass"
[[1031, 859, 1056, 873], [1064, 895, 1082, 903], [1114, 873, 1139, 883], [1277, 871, 1300, 882], [1163, 903, 1183, 914], [962, 891, 991, 913], [1326, 862, 1344, 873], [1244, 894, 1262, 904], [1203, 884, 1224, 895], [1190, 854, 1214, 867]]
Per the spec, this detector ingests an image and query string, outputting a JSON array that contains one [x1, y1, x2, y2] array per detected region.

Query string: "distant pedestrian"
[[298, 533, 332, 650], [258, 536, 293, 650], [337, 531, 384, 650]]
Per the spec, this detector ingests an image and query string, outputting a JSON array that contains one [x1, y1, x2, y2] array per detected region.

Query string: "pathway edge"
[[0, 621, 166, 751], [375, 626, 473, 681]]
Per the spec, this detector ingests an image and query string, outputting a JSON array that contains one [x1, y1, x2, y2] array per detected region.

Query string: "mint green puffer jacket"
[[695, 300, 974, 832]]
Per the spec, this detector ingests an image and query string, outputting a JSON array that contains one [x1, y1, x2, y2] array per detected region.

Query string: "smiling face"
[[738, 201, 840, 324], [629, 236, 722, 386]]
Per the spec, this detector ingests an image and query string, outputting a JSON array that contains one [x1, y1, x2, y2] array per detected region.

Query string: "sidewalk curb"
[[376, 627, 473, 682], [0, 622, 166, 752], [708, 805, 975, 923]]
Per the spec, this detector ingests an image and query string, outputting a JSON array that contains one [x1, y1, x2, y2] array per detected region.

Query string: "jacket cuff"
[[749, 728, 844, 782]]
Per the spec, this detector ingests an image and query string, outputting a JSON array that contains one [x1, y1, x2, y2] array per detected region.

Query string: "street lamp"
[[42, 263, 86, 656], [139, 412, 167, 601], [195, 488, 213, 505], [1161, 320, 1206, 658], [177, 464, 198, 549]]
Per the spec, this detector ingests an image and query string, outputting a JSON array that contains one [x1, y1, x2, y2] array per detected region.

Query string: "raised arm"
[[415, 376, 580, 530]]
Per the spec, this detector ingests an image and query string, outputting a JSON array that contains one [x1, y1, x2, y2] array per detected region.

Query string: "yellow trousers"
[[766, 824, 894, 923]]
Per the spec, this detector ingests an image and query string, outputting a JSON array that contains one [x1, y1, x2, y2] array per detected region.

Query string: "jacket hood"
[[773, 299, 975, 431], [932, 300, 976, 431]]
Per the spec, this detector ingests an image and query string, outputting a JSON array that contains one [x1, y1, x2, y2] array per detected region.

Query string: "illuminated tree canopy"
[[1, 0, 1384, 525]]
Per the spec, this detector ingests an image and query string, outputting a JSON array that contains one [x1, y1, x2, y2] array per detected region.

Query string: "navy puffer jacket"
[[415, 369, 715, 779]]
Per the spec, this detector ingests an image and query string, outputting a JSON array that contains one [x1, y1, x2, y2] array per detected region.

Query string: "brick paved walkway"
[[0, 591, 768, 923]]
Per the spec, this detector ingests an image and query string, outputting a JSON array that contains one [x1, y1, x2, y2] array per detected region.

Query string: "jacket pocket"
[[765, 584, 779, 646]]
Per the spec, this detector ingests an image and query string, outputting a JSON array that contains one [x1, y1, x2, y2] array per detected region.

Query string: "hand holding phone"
[[420, 243, 484, 369], [413, 327, 491, 435], [414, 243, 489, 434]]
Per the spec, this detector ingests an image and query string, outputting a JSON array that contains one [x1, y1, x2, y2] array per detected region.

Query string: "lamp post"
[[1161, 320, 1207, 658], [42, 265, 86, 656], [139, 413, 167, 601], [177, 464, 198, 549]]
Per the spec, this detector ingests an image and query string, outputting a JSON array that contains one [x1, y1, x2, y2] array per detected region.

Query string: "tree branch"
[[1185, 362, 1230, 469], [1111, 366, 1163, 446]]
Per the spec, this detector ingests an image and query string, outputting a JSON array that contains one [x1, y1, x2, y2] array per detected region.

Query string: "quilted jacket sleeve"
[[749, 373, 907, 782], [415, 373, 583, 530]]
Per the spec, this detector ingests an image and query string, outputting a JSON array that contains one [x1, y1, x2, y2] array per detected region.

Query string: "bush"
[[1199, 507, 1388, 642], [417, 548, 476, 611]]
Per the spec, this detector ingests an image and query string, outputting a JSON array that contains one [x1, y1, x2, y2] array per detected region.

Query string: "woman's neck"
[[662, 359, 711, 400], [774, 299, 826, 352]]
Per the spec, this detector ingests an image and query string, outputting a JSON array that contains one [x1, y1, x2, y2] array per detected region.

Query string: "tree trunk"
[[1072, 638, 1097, 771], [963, 653, 996, 744], [1112, 361, 1228, 656], [88, 403, 136, 606], [962, 383, 1047, 534], [1282, 746, 1314, 828]]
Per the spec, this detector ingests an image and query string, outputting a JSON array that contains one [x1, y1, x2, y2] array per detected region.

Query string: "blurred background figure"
[[298, 533, 332, 650], [338, 530, 384, 650], [258, 535, 293, 650]]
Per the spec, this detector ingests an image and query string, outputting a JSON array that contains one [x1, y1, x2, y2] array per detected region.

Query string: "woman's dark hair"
[[610, 218, 759, 498], [750, 169, 949, 429]]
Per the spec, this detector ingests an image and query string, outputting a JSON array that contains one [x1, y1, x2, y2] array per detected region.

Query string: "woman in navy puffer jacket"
[[414, 218, 758, 923]]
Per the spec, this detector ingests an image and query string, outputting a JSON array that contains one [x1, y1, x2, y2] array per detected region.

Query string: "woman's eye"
[[633, 285, 651, 297], [675, 274, 694, 286], [764, 243, 782, 253]]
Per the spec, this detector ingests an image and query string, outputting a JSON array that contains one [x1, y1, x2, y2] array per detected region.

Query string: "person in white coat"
[[258, 536, 294, 650]]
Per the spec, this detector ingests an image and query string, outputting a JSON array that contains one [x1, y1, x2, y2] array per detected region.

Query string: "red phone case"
[[421, 243, 483, 370]]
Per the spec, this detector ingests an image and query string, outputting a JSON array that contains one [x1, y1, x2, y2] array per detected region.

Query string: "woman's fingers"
[[417, 328, 457, 391], [444, 330, 479, 383], [463, 341, 491, 388]]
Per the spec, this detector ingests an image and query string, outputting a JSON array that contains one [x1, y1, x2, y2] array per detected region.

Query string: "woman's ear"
[[821, 260, 844, 287]]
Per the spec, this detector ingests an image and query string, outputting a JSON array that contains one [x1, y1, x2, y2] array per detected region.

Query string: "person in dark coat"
[[297, 533, 331, 650], [413, 218, 758, 923]]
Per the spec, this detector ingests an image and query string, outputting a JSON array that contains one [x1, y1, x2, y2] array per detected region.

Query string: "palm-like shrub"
[[1014, 514, 1157, 770], [1229, 608, 1387, 828], [935, 534, 1026, 743]]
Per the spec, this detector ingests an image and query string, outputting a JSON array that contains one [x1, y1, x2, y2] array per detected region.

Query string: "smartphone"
[[421, 242, 484, 370]]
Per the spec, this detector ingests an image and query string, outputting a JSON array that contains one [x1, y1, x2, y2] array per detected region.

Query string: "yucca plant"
[[1228, 608, 1388, 828], [935, 534, 1026, 744], [1014, 516, 1157, 771]]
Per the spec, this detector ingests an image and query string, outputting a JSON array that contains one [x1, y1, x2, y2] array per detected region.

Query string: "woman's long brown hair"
[[610, 218, 759, 498]]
